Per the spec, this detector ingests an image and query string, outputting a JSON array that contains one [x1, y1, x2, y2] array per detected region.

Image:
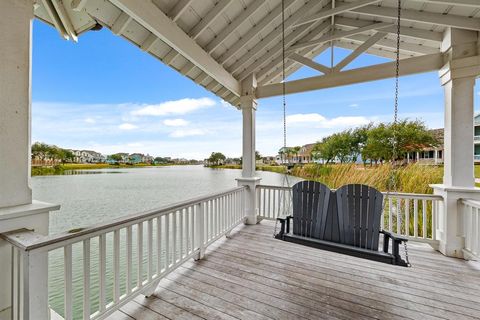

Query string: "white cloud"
[[118, 123, 138, 130], [349, 103, 359, 108], [84, 117, 96, 124], [286, 113, 370, 128], [163, 119, 189, 127], [169, 129, 207, 138], [287, 113, 326, 123], [131, 98, 216, 116]]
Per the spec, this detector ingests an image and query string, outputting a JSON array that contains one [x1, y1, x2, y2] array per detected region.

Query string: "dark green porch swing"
[[274, 0, 410, 267]]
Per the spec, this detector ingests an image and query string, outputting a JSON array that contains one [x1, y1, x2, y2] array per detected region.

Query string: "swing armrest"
[[381, 230, 409, 266], [381, 230, 408, 243], [276, 215, 292, 237]]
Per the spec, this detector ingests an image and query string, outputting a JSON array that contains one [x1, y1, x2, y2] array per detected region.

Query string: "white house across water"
[[1, 0, 480, 319]]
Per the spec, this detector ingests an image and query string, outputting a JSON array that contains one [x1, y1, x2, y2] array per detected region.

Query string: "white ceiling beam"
[[334, 31, 386, 71], [168, 0, 194, 22], [256, 22, 333, 83], [289, 53, 332, 74], [288, 22, 392, 52], [269, 38, 414, 85], [336, 39, 414, 59], [205, 0, 267, 54], [51, 0, 78, 41], [266, 44, 331, 85], [41, 0, 68, 39], [140, 33, 158, 52], [110, 0, 241, 96], [168, 0, 234, 74], [189, 0, 233, 40], [217, 0, 297, 65], [408, 0, 480, 7], [71, 0, 89, 11], [111, 12, 132, 35], [228, 0, 322, 75], [349, 3, 480, 31], [334, 17, 443, 42], [236, 21, 331, 81], [294, 0, 381, 27], [344, 33, 440, 55], [257, 53, 444, 98]]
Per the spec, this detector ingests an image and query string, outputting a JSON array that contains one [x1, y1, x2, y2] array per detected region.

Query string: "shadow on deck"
[[109, 220, 480, 320]]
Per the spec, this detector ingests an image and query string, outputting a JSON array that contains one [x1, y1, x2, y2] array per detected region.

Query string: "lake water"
[[32, 165, 301, 235], [31, 166, 301, 318]]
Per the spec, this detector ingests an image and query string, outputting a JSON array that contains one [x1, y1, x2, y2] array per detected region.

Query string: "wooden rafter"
[[287, 22, 393, 52], [334, 32, 387, 71], [256, 53, 444, 98]]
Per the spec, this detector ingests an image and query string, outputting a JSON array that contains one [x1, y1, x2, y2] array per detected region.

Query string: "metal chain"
[[387, 0, 402, 194], [392, 0, 401, 172], [273, 219, 279, 238], [274, 0, 292, 238], [404, 241, 411, 266]]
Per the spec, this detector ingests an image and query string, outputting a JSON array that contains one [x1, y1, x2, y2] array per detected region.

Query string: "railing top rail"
[[1, 186, 246, 252], [460, 198, 480, 207], [257, 184, 442, 200], [257, 184, 292, 190]]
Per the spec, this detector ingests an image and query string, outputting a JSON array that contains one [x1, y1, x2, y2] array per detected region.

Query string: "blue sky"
[[32, 20, 479, 159]]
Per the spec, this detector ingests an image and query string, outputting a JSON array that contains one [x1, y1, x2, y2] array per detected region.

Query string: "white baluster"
[[64, 245, 73, 320]]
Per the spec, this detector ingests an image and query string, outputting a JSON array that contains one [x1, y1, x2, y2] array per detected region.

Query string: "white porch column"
[[432, 28, 480, 258], [237, 74, 261, 225], [0, 1, 59, 318]]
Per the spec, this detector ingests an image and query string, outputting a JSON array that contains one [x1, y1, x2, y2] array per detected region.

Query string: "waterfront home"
[[1, 1, 480, 320], [70, 149, 106, 164]]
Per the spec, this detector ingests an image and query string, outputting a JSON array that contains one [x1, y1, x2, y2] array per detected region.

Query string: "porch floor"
[[109, 221, 480, 320]]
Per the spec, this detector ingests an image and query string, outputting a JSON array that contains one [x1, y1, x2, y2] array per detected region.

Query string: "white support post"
[[21, 250, 49, 320], [0, 1, 59, 317], [237, 74, 261, 225], [431, 27, 480, 258]]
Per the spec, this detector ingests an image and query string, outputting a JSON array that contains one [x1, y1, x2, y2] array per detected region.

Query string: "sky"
[[32, 20, 480, 160]]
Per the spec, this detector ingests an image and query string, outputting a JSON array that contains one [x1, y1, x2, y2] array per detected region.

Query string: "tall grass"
[[291, 163, 443, 194]]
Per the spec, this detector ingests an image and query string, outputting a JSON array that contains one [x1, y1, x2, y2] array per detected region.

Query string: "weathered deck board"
[[109, 221, 480, 320]]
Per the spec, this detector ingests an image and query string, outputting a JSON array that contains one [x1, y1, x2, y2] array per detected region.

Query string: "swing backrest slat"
[[336, 184, 384, 250], [292, 181, 331, 239], [291, 181, 383, 251]]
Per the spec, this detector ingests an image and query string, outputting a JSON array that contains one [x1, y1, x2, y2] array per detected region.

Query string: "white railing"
[[1, 186, 246, 320], [257, 185, 442, 244], [460, 199, 480, 260]]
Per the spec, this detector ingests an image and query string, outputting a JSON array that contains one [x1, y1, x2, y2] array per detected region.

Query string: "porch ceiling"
[[34, 0, 480, 107]]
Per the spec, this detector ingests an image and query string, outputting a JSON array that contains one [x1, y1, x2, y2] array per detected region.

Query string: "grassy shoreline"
[[211, 163, 445, 194], [31, 163, 176, 176]]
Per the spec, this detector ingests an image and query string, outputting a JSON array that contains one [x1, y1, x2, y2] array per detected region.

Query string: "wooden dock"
[[109, 220, 480, 320]]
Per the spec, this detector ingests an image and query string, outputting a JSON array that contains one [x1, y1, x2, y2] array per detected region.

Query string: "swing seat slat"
[[275, 181, 409, 267]]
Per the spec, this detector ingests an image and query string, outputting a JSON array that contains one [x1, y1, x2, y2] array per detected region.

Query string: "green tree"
[[255, 151, 262, 161], [208, 152, 226, 165], [109, 154, 123, 162], [31, 142, 50, 160]]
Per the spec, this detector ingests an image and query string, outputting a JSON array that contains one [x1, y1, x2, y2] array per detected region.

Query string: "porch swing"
[[274, 0, 410, 267]]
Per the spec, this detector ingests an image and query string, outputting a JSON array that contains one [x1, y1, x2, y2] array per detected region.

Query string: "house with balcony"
[[410, 119, 480, 165], [1, 1, 480, 320]]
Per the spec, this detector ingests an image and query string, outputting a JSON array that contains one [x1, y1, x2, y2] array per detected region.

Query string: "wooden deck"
[[109, 220, 480, 320]]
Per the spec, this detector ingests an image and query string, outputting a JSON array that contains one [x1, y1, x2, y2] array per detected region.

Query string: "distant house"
[[70, 150, 105, 163], [405, 129, 444, 165], [275, 144, 315, 164], [129, 153, 144, 164]]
